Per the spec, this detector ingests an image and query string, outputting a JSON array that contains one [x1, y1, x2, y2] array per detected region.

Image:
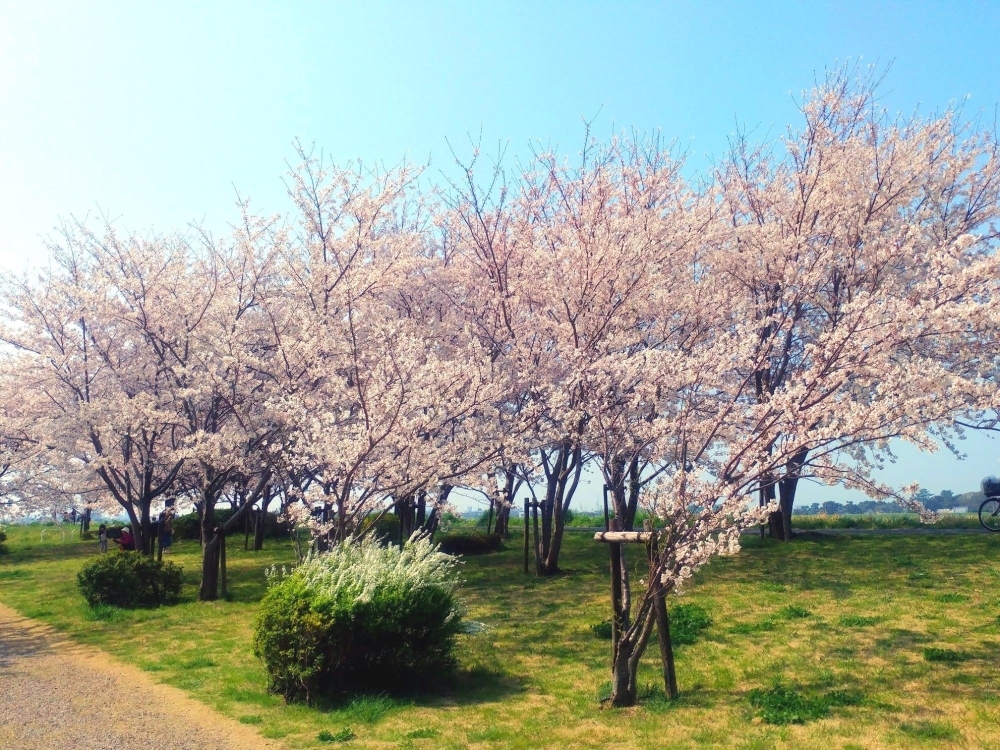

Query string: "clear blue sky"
[[2, 0, 999, 510]]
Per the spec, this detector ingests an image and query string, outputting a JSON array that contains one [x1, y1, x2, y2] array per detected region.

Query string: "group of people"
[[97, 507, 175, 554]]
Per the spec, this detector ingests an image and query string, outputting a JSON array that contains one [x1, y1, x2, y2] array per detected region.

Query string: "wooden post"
[[609, 517, 624, 650], [595, 523, 679, 701], [602, 484, 610, 532], [523, 498, 530, 574], [645, 519, 677, 700], [219, 529, 228, 600], [532, 501, 542, 575]]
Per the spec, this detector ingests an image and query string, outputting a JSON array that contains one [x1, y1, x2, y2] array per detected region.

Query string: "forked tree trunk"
[[609, 604, 656, 707], [538, 444, 584, 575]]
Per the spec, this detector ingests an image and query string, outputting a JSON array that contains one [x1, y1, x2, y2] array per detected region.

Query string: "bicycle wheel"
[[979, 499, 1000, 532]]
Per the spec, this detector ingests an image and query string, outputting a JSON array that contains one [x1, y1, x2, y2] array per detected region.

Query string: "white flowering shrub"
[[252, 533, 463, 703]]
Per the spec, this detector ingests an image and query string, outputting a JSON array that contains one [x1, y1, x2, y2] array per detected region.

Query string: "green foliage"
[[748, 684, 830, 724], [172, 508, 289, 541], [359, 514, 400, 545], [747, 683, 861, 725], [318, 727, 355, 742], [252, 536, 463, 703], [76, 551, 183, 608], [590, 620, 613, 639], [436, 532, 503, 555], [923, 647, 972, 663], [0, 528, 7, 554], [591, 604, 711, 645], [668, 603, 711, 645], [345, 694, 394, 724]]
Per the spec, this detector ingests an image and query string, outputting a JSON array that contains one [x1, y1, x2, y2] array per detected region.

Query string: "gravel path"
[[0, 602, 281, 750]]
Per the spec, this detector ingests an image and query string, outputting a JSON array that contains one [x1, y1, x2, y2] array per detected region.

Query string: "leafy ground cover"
[[1, 523, 999, 748]]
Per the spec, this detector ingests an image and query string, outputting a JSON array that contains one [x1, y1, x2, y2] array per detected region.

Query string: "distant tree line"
[[794, 489, 969, 516]]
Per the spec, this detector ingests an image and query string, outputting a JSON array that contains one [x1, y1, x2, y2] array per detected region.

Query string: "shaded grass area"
[[1, 522, 1000, 748]]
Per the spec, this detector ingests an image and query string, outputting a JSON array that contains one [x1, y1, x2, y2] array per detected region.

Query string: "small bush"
[[252, 535, 463, 703], [76, 551, 183, 608], [436, 532, 502, 556], [0, 528, 7, 554], [669, 603, 711, 645], [590, 620, 613, 639]]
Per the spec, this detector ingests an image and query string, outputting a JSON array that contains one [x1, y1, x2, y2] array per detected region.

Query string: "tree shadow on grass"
[[309, 665, 527, 713]]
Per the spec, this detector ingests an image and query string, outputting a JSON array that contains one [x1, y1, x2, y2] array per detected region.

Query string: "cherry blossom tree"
[[0, 224, 188, 552], [716, 66, 1000, 539], [601, 70, 1000, 706]]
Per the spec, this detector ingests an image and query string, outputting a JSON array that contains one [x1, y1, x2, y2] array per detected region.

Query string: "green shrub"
[[171, 508, 289, 541], [590, 620, 613, 639], [76, 551, 183, 608], [0, 528, 7, 554], [436, 532, 502, 555], [252, 535, 463, 703], [668, 603, 712, 645]]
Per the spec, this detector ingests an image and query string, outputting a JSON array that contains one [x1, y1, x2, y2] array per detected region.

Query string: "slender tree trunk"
[[540, 445, 583, 575], [252, 491, 273, 552], [200, 533, 221, 600]]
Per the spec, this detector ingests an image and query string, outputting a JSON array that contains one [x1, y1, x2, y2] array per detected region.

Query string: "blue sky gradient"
[[2, 1, 998, 510]]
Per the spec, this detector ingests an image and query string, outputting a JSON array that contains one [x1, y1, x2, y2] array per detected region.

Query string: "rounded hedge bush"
[[436, 532, 503, 555], [76, 551, 183, 608], [252, 534, 463, 703]]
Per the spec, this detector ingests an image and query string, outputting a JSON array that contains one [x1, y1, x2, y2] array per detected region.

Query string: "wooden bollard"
[[523, 498, 530, 574]]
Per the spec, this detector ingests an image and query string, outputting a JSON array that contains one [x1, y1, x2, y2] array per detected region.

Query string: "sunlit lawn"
[[1, 522, 999, 749]]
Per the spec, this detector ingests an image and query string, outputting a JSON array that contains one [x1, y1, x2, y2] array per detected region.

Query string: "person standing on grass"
[[98, 524, 108, 553], [159, 508, 174, 553]]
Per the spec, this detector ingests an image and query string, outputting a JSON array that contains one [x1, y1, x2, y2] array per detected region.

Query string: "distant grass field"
[[1, 522, 999, 749]]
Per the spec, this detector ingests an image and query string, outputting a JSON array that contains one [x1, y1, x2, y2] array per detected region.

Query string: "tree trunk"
[[539, 444, 583, 576], [608, 606, 656, 707], [767, 511, 786, 540], [773, 449, 808, 541], [252, 491, 273, 552], [200, 533, 221, 601]]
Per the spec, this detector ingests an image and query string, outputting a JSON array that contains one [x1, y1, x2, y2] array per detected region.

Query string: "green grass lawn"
[[1, 523, 999, 749]]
